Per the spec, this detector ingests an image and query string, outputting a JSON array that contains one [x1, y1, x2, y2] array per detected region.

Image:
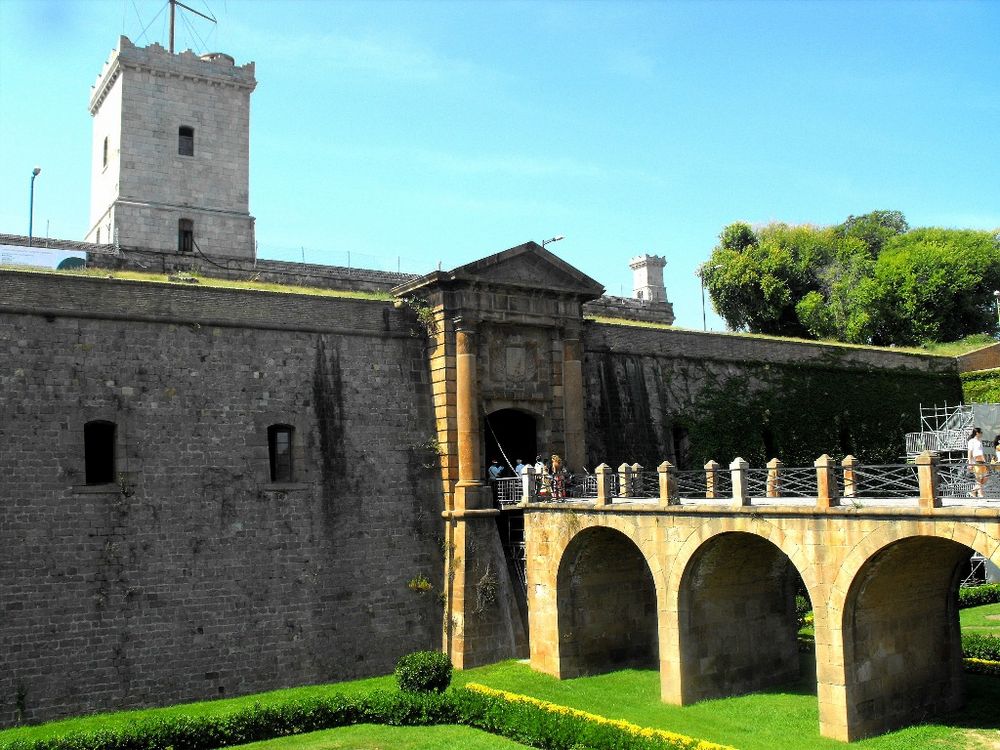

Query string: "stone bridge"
[[523, 456, 1000, 741]]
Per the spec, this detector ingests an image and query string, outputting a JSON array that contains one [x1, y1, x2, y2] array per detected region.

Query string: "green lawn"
[[960, 603, 1000, 634], [233, 724, 532, 749], [454, 660, 1000, 750], [6, 607, 1000, 750]]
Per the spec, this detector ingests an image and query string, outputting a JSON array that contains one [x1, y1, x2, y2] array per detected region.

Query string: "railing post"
[[520, 466, 537, 505], [618, 462, 632, 498], [815, 454, 840, 509], [705, 460, 719, 499], [730, 457, 750, 506], [595, 463, 612, 507], [841, 455, 856, 499], [916, 450, 941, 510], [766, 457, 782, 498], [658, 460, 677, 507]]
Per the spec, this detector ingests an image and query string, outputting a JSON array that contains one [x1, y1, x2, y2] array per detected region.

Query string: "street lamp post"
[[993, 290, 1000, 330], [29, 166, 41, 247], [697, 264, 721, 332]]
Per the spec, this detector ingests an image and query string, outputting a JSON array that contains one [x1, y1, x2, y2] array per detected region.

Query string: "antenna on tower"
[[168, 0, 217, 54]]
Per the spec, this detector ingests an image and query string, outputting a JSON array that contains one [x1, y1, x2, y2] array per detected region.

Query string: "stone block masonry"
[[0, 272, 444, 726]]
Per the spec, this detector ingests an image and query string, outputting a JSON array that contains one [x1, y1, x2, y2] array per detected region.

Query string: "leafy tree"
[[703, 222, 834, 337], [705, 212, 1000, 345]]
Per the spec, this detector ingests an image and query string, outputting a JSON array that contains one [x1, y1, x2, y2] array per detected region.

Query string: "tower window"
[[268, 425, 294, 482], [84, 421, 116, 485], [102, 136, 108, 168], [178, 218, 194, 253], [178, 126, 194, 156]]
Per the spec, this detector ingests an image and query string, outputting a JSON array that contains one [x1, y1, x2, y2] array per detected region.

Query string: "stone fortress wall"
[[0, 271, 444, 726]]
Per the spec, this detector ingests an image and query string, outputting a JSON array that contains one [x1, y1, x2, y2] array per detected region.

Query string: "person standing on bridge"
[[488, 460, 504, 481], [968, 427, 987, 498]]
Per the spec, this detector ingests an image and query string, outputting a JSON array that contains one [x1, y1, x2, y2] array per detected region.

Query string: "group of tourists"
[[967, 427, 1000, 498], [488, 454, 573, 500]]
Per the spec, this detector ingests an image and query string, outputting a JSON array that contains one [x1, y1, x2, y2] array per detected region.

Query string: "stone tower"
[[85, 36, 256, 259], [630, 254, 668, 303]]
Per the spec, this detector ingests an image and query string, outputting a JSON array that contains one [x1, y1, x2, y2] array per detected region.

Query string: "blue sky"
[[1, 0, 997, 330]]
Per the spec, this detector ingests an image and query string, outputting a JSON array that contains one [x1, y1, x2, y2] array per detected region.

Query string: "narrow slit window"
[[178, 126, 194, 156], [178, 218, 194, 253], [84, 421, 116, 485], [102, 136, 108, 168], [268, 425, 294, 482]]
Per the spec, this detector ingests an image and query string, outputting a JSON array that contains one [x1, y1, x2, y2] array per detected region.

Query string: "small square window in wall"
[[268, 425, 294, 482], [84, 420, 116, 485], [178, 126, 194, 156], [178, 218, 194, 253]]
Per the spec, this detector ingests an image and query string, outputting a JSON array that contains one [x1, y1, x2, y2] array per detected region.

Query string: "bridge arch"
[[668, 526, 812, 704], [555, 525, 659, 678], [827, 524, 1000, 740]]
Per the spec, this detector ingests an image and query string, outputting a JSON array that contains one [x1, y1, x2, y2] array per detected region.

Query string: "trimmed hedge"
[[463, 683, 732, 750], [0, 686, 731, 750], [962, 632, 1000, 662], [959, 583, 1000, 609]]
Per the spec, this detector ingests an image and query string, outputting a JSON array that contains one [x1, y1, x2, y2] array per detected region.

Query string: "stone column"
[[730, 457, 750, 506], [453, 318, 486, 511], [766, 457, 782, 498], [658, 460, 677, 507], [562, 332, 586, 474], [595, 463, 612, 507], [916, 450, 941, 510], [815, 454, 840, 508], [705, 460, 720, 499]]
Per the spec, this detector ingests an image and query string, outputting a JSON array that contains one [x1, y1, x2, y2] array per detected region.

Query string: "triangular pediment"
[[393, 241, 605, 300]]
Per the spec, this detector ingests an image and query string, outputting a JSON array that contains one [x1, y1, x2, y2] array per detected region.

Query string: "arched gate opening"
[[841, 536, 970, 739], [557, 527, 658, 678], [678, 532, 808, 703]]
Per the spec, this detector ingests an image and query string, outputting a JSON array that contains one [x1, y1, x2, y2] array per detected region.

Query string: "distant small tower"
[[629, 254, 668, 303], [85, 36, 257, 259]]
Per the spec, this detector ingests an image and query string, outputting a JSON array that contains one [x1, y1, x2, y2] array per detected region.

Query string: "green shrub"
[[962, 632, 1000, 661], [795, 595, 811, 626], [959, 583, 1000, 609], [394, 651, 453, 694]]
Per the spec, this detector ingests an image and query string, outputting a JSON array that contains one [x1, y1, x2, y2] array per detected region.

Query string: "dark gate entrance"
[[484, 409, 537, 476], [484, 408, 537, 654]]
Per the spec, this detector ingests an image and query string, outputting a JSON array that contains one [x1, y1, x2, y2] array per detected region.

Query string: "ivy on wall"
[[962, 368, 1000, 403], [677, 364, 961, 465], [586, 351, 962, 470]]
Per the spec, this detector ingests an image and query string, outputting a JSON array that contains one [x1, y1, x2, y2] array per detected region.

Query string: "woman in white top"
[[968, 427, 987, 498]]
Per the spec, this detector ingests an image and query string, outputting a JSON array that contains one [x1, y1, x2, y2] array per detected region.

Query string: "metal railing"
[[496, 454, 1000, 509], [845, 463, 920, 500]]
